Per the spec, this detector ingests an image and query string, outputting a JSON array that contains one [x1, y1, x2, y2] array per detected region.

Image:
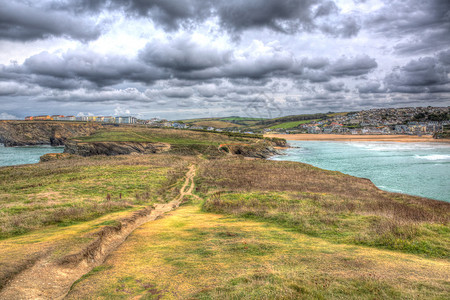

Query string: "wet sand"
[[265, 133, 450, 143]]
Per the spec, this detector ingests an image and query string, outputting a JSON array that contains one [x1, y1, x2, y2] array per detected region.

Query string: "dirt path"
[[0, 165, 197, 300]]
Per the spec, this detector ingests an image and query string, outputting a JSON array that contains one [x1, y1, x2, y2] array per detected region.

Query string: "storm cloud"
[[0, 0, 448, 119]]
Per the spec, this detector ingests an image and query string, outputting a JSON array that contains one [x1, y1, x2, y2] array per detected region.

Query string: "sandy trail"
[[0, 165, 197, 300]]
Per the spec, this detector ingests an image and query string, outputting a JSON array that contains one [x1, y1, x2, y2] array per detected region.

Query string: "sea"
[[0, 144, 64, 167], [271, 141, 450, 202]]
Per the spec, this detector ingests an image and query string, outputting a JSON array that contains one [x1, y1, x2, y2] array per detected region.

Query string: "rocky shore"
[[0, 121, 100, 147], [64, 141, 171, 156]]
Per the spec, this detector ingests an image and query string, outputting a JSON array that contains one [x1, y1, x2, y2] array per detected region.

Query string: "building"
[[116, 116, 137, 124], [60, 116, 76, 121], [51, 115, 65, 120], [33, 115, 52, 121]]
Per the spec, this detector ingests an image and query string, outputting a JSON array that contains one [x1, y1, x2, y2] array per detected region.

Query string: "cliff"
[[64, 141, 171, 156], [219, 141, 282, 158], [0, 121, 101, 146]]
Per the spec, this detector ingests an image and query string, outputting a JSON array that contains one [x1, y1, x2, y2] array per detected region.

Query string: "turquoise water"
[[0, 144, 64, 167], [271, 141, 450, 202]]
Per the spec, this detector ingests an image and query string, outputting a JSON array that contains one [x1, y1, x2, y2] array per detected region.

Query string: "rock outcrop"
[[64, 141, 171, 156], [219, 141, 282, 159], [0, 121, 101, 146]]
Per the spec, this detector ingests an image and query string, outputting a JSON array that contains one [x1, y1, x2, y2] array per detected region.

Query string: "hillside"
[[0, 129, 448, 299], [0, 121, 101, 146], [64, 127, 283, 157]]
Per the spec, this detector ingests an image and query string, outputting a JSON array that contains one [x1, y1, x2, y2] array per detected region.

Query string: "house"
[[60, 116, 76, 121], [33, 115, 52, 121]]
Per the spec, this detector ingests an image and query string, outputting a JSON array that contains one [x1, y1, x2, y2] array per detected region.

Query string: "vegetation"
[[0, 154, 190, 239], [75, 127, 261, 145], [198, 158, 450, 258], [66, 204, 450, 299], [269, 119, 320, 129], [0, 128, 449, 298]]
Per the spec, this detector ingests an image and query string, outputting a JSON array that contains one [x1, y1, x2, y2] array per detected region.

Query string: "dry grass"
[[198, 157, 450, 257], [65, 205, 450, 299], [0, 154, 192, 238]]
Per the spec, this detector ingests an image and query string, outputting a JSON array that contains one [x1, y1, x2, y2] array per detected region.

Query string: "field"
[[269, 119, 320, 129], [66, 204, 450, 299], [0, 128, 449, 299]]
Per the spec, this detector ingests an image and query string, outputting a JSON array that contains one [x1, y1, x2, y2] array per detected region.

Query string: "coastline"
[[265, 133, 450, 143]]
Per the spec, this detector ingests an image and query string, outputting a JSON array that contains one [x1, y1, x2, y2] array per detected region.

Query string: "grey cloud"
[[140, 37, 231, 72], [357, 81, 385, 93], [0, 1, 102, 42], [368, 0, 450, 54], [328, 55, 377, 76], [385, 56, 450, 93], [323, 81, 345, 92], [438, 49, 450, 66], [300, 57, 329, 70], [3, 49, 169, 89], [162, 87, 194, 98], [57, 0, 360, 37]]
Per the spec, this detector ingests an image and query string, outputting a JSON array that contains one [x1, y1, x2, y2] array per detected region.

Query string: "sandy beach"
[[265, 133, 450, 143]]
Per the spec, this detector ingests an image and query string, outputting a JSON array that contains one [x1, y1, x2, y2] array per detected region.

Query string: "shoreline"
[[265, 133, 450, 143]]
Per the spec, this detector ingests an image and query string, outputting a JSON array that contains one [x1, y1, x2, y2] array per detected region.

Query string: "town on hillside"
[[23, 106, 450, 136]]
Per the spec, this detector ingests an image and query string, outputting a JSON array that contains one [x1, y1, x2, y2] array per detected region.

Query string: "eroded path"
[[0, 165, 197, 300]]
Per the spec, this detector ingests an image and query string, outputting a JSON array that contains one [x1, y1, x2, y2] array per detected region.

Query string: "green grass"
[[269, 119, 320, 129], [75, 127, 259, 146], [197, 157, 450, 258], [0, 154, 190, 239], [65, 205, 450, 299]]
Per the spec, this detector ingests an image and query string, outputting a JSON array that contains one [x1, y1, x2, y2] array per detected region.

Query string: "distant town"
[[23, 106, 450, 136]]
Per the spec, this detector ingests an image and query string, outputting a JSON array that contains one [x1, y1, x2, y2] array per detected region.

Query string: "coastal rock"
[[64, 141, 171, 156], [0, 121, 100, 147], [219, 141, 281, 159]]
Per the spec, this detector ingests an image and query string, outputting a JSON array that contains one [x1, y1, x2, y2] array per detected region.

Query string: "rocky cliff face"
[[64, 141, 171, 156], [0, 121, 101, 146], [219, 141, 282, 158]]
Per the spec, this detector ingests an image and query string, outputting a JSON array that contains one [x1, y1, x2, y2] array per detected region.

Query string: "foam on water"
[[414, 154, 450, 161], [272, 141, 450, 202]]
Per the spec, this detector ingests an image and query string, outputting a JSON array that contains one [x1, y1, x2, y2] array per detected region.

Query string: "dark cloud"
[[323, 81, 345, 92], [0, 1, 102, 42], [368, 0, 450, 54], [385, 55, 450, 93], [328, 55, 377, 77], [357, 81, 385, 93], [14, 49, 167, 88], [140, 37, 231, 72], [54, 0, 360, 38]]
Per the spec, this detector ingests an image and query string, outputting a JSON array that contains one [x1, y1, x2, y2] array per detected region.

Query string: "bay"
[[271, 141, 450, 202]]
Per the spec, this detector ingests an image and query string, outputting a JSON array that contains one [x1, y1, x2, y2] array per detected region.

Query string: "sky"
[[0, 0, 449, 120]]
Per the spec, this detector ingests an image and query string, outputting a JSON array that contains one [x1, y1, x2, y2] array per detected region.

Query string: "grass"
[[74, 127, 259, 146], [65, 204, 450, 299], [0, 154, 191, 239], [1, 129, 449, 298], [197, 157, 450, 258], [188, 120, 242, 128], [269, 119, 320, 129]]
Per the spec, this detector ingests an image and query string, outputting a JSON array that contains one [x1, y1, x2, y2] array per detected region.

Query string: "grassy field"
[[1, 129, 449, 298], [197, 158, 450, 258], [75, 127, 260, 145], [0, 154, 191, 239], [269, 119, 320, 129], [190, 120, 242, 128], [66, 204, 450, 299]]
